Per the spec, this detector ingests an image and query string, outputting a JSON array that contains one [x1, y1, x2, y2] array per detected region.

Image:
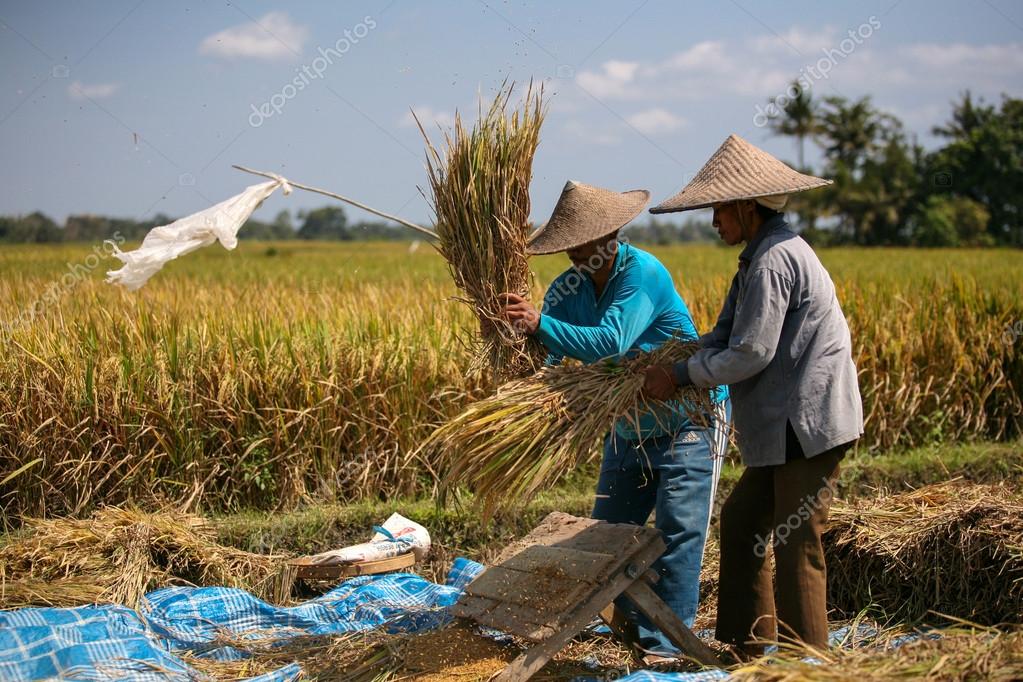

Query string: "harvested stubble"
[[824, 481, 1023, 625], [730, 625, 1023, 681], [428, 338, 714, 516], [0, 507, 289, 609], [418, 82, 548, 383]]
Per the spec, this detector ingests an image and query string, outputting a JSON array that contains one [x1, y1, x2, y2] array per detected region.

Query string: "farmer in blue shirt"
[[500, 180, 730, 664]]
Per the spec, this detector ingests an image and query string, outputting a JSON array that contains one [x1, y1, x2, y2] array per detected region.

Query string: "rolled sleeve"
[[688, 267, 792, 387]]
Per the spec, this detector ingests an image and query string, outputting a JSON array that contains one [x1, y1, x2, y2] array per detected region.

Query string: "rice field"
[[0, 240, 1020, 522]]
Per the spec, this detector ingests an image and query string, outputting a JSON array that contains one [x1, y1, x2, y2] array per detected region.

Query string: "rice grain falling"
[[417, 82, 548, 383], [428, 338, 714, 517]]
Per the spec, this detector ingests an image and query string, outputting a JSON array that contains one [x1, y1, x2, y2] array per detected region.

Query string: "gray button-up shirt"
[[682, 215, 863, 466]]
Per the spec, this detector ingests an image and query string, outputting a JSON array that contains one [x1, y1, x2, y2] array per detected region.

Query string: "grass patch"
[[215, 439, 1022, 562]]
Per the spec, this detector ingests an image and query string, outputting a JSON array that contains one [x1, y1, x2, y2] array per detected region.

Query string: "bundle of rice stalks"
[[428, 338, 714, 517], [0, 507, 289, 609], [418, 82, 547, 383], [731, 625, 1023, 681], [825, 481, 1023, 625]]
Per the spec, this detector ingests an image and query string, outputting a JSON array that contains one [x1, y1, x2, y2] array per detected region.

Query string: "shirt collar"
[[609, 240, 629, 278], [739, 213, 788, 262]]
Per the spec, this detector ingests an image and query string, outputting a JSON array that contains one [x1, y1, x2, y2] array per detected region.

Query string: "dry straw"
[[730, 624, 1023, 681], [427, 338, 714, 517], [825, 480, 1023, 625], [0, 507, 290, 609], [417, 82, 548, 383]]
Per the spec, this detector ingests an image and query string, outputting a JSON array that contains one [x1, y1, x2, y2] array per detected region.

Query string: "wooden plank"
[[493, 535, 666, 681], [493, 513, 601, 564], [463, 565, 592, 614], [287, 551, 415, 579], [623, 579, 722, 667], [450, 593, 498, 621], [599, 603, 638, 656], [553, 523, 661, 580], [455, 594, 557, 641], [499, 545, 616, 583]]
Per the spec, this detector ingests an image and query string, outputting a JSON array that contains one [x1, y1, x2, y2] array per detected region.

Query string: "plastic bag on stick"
[[106, 178, 290, 290]]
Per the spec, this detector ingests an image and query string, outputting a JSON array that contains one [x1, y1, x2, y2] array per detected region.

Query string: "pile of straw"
[[428, 338, 714, 516], [418, 82, 547, 383], [825, 481, 1023, 625], [0, 507, 289, 609], [731, 625, 1023, 681]]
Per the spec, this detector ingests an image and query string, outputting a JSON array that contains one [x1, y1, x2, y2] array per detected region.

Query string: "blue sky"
[[1, 0, 1021, 228]]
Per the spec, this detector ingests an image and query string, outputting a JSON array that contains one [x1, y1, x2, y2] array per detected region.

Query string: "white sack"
[[106, 178, 291, 290], [308, 512, 431, 566]]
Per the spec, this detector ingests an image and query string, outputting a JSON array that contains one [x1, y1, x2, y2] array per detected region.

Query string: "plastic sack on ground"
[[106, 178, 291, 291], [307, 512, 431, 565]]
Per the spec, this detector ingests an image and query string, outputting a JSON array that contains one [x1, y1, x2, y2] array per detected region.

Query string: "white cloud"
[[401, 106, 455, 129], [752, 26, 839, 56], [902, 42, 1023, 70], [198, 11, 308, 60], [627, 107, 687, 134], [68, 81, 119, 100], [661, 40, 730, 72], [575, 59, 641, 99]]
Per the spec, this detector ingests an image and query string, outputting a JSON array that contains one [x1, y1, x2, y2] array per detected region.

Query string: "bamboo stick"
[[231, 164, 438, 240]]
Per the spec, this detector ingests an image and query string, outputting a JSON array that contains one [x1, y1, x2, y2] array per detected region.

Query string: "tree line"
[[1, 90, 1019, 247], [0, 206, 415, 244], [768, 89, 1021, 247]]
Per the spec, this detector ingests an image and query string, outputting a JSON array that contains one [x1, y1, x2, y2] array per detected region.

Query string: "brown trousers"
[[715, 424, 851, 650]]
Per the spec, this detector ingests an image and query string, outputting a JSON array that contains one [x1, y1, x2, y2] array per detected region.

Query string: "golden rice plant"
[[427, 338, 715, 517], [417, 82, 548, 383], [0, 242, 1019, 522]]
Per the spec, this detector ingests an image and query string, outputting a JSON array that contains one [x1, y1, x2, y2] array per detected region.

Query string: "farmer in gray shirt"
[[642, 134, 863, 656]]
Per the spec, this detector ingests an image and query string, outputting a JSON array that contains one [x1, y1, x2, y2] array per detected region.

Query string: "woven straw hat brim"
[[527, 182, 649, 256], [650, 133, 832, 214]]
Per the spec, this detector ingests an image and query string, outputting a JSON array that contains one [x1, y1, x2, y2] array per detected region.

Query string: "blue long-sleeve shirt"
[[534, 241, 726, 440]]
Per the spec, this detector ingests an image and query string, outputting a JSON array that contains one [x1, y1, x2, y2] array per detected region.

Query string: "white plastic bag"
[[307, 513, 431, 566], [106, 178, 291, 290]]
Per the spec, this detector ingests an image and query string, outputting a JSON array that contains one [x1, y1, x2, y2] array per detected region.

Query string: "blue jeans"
[[592, 406, 727, 655]]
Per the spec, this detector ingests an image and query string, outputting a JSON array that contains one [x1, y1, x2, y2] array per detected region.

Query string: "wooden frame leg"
[[622, 579, 722, 667]]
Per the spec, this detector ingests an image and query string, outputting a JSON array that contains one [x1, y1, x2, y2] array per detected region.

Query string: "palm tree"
[[767, 82, 818, 169]]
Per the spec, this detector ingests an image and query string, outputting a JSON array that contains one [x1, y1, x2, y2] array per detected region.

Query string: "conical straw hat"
[[650, 134, 831, 214], [527, 181, 649, 255]]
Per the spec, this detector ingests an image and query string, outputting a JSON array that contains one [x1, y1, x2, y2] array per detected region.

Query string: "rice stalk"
[[428, 338, 714, 517], [417, 81, 548, 383], [730, 624, 1023, 681], [824, 480, 1023, 624], [0, 507, 290, 609]]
